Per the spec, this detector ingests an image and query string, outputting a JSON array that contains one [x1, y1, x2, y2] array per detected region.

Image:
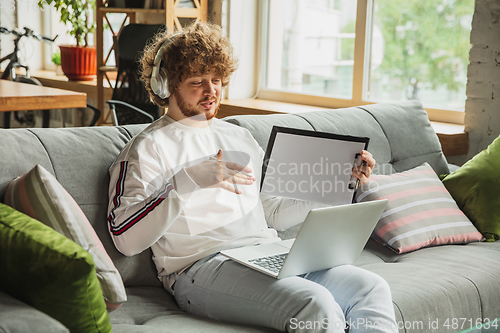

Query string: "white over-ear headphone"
[[150, 33, 181, 99]]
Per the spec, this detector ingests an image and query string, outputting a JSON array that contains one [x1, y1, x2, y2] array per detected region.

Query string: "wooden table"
[[0, 79, 87, 112]]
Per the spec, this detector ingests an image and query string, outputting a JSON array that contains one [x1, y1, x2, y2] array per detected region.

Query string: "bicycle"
[[0, 26, 58, 128]]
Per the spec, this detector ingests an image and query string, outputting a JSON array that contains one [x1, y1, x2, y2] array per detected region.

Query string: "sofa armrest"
[[0, 291, 69, 333]]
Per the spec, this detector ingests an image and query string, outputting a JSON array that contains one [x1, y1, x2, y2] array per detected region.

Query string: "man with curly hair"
[[107, 22, 397, 333]]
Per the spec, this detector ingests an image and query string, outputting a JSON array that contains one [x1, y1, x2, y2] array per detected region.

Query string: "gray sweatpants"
[[172, 254, 398, 333]]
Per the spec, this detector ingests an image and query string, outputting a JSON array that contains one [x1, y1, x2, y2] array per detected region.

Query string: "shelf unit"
[[95, 0, 208, 124]]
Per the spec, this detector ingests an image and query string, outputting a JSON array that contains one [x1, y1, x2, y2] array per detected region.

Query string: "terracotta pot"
[[59, 45, 97, 81]]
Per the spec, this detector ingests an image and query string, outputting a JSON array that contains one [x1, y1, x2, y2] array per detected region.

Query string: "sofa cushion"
[[4, 164, 127, 310], [442, 134, 500, 241], [0, 126, 160, 289], [357, 239, 500, 329], [355, 163, 483, 253], [224, 101, 450, 177], [223, 113, 314, 151], [356, 101, 450, 175], [0, 129, 53, 202], [0, 290, 69, 333], [109, 287, 279, 333], [0, 203, 112, 333], [294, 106, 394, 175]]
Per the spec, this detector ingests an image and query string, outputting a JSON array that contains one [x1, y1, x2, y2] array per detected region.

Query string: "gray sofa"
[[1, 100, 499, 333]]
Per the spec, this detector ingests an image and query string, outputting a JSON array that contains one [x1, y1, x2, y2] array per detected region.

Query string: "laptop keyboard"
[[248, 253, 288, 273]]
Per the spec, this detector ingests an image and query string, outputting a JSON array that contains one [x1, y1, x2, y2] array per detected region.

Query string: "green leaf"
[[38, 0, 94, 46]]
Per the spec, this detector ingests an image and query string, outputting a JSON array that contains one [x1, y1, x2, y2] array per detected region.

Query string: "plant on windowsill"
[[38, 0, 97, 81], [51, 52, 64, 76]]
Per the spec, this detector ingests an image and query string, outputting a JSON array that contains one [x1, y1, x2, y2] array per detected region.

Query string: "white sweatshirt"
[[107, 115, 324, 284]]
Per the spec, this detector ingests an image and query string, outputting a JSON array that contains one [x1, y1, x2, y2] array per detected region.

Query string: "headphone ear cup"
[[156, 73, 166, 99], [151, 33, 181, 99], [163, 74, 170, 98], [151, 66, 162, 97], [151, 68, 169, 99], [157, 74, 170, 99]]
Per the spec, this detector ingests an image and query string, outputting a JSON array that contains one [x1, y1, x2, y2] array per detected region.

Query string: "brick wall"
[[464, 0, 500, 160]]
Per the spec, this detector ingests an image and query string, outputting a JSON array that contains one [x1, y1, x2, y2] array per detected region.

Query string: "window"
[[261, 0, 474, 124]]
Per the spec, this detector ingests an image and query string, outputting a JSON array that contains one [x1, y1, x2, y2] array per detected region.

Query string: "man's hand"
[[352, 150, 376, 186], [185, 151, 256, 194]]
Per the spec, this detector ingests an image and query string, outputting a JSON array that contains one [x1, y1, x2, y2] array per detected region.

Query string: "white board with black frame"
[[260, 126, 370, 206]]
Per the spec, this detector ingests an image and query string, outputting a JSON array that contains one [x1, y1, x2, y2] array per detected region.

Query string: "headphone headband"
[[151, 33, 182, 99]]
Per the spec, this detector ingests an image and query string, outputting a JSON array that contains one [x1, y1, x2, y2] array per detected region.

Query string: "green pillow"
[[5, 164, 127, 310], [0, 203, 112, 333], [442, 135, 500, 241]]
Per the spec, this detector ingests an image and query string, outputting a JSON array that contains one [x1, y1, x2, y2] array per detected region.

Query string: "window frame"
[[256, 0, 466, 125]]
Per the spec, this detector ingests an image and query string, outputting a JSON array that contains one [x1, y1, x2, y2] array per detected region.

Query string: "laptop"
[[221, 199, 388, 279]]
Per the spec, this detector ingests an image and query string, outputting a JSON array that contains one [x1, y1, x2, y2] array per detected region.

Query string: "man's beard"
[[174, 90, 220, 121]]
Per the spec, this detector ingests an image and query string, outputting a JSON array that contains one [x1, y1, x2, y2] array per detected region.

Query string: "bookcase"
[[95, 0, 208, 124]]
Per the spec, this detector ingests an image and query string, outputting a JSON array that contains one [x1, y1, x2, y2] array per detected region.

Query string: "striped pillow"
[[5, 165, 127, 310], [355, 163, 483, 254]]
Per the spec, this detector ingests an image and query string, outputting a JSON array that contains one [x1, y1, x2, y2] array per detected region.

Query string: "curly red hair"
[[140, 21, 238, 107]]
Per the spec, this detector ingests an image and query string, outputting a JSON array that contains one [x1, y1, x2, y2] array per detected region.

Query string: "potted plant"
[[38, 0, 97, 81], [51, 52, 64, 75]]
